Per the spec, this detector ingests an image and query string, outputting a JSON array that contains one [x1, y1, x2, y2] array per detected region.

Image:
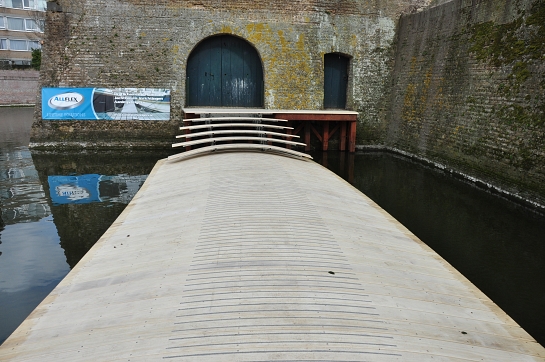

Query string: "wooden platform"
[[1, 151, 544, 361], [183, 108, 359, 152]]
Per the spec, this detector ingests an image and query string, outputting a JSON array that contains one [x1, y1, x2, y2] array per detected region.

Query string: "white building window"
[[0, 17, 5, 29], [2, 0, 44, 10], [0, 39, 7, 50], [7, 17, 25, 31], [24, 18, 37, 31], [7, 0, 23, 9], [9, 39, 28, 51], [29, 40, 40, 49]]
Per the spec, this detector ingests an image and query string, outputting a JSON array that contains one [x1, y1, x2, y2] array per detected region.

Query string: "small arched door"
[[186, 35, 264, 107], [324, 53, 349, 109]]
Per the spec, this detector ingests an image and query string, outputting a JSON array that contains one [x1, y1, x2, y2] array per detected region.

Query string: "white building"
[[0, 0, 46, 68]]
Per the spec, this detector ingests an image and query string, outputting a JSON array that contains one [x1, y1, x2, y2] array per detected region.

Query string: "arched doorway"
[[324, 53, 349, 109], [186, 35, 264, 107]]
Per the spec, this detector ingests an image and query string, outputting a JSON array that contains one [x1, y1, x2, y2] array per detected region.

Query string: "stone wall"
[[31, 0, 425, 148], [0, 70, 39, 105], [384, 0, 545, 204]]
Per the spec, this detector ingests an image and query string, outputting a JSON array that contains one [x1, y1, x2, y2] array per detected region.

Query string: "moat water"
[[1, 107, 544, 346]]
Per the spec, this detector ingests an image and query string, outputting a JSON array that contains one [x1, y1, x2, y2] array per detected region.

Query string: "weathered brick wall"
[[31, 0, 426, 148], [0, 70, 39, 105], [385, 0, 545, 204]]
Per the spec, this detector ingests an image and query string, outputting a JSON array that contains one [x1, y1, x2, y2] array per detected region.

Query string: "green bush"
[[31, 48, 41, 70]]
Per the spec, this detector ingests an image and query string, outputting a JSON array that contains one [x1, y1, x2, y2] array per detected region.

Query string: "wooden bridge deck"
[[1, 151, 544, 361]]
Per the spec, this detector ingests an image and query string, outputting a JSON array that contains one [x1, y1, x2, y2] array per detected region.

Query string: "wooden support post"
[[340, 122, 347, 151], [348, 121, 356, 153], [304, 122, 311, 152], [322, 121, 329, 151]]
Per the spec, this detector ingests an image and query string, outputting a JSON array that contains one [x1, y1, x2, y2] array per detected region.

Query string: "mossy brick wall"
[[31, 0, 426, 148], [385, 0, 545, 203]]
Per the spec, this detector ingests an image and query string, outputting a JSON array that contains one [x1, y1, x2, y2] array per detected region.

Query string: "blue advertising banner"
[[48, 174, 102, 205], [48, 174, 148, 205], [42, 88, 171, 120]]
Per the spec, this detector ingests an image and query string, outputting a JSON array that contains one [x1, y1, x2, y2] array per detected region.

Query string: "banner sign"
[[42, 88, 170, 120], [48, 174, 102, 205], [48, 174, 148, 205]]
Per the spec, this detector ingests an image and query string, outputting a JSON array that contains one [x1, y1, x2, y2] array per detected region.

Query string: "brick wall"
[[384, 0, 545, 204], [31, 0, 425, 148], [0, 70, 39, 105]]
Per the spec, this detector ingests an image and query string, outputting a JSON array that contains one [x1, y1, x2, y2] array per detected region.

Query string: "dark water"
[[1, 109, 544, 347], [0, 107, 170, 343]]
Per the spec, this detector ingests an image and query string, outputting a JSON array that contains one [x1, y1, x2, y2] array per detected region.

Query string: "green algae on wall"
[[469, 0, 545, 127], [387, 0, 545, 205]]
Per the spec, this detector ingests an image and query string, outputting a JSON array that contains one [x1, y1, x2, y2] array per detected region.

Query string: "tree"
[[31, 48, 41, 70]]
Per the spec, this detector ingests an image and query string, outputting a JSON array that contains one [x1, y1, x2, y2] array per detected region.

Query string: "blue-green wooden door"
[[324, 53, 349, 109], [187, 35, 263, 107]]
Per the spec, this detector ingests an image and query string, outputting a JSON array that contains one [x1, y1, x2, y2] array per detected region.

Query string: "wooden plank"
[[172, 136, 306, 148], [175, 130, 300, 139], [168, 144, 313, 161], [340, 122, 347, 151], [1, 152, 543, 361], [285, 121, 293, 150], [274, 113, 357, 121], [323, 121, 329, 151], [183, 117, 288, 122], [182, 108, 358, 116], [180, 123, 293, 131], [349, 120, 357, 152], [183, 114, 199, 152], [304, 122, 311, 152]]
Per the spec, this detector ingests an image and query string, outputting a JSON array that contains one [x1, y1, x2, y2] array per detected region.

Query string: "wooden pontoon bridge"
[[0, 117, 543, 361]]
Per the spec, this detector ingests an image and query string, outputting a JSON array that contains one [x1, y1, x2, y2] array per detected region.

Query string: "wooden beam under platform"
[[182, 108, 359, 152]]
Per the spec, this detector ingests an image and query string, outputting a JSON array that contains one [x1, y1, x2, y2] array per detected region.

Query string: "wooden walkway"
[[183, 108, 359, 152], [1, 151, 544, 361]]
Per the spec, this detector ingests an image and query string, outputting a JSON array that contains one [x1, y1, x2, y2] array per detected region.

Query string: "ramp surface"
[[1, 152, 543, 361]]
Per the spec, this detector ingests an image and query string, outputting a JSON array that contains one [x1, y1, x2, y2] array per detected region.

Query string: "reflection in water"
[[0, 108, 68, 344], [0, 217, 69, 339], [0, 107, 169, 344], [312, 151, 545, 346], [32, 151, 169, 268], [0, 146, 69, 342], [1, 148, 51, 224], [48, 174, 147, 205]]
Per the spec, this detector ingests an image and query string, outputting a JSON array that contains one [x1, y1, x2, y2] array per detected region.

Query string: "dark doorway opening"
[[186, 35, 264, 107], [324, 53, 349, 109]]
